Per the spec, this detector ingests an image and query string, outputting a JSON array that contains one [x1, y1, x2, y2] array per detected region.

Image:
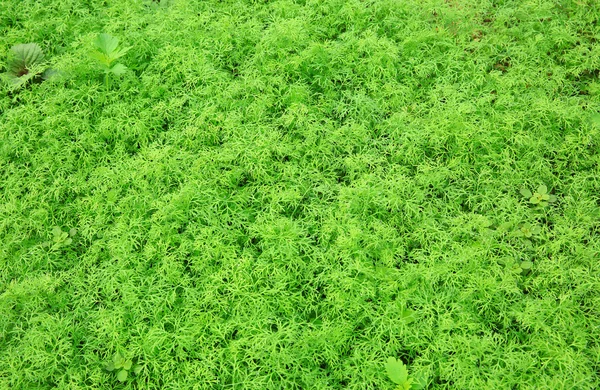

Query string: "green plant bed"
[[1, 0, 599, 388]]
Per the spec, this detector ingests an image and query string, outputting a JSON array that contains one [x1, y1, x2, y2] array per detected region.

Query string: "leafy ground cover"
[[1, 0, 599, 388]]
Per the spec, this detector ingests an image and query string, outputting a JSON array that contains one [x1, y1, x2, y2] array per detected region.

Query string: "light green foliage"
[[1, 0, 600, 389], [90, 33, 130, 89]]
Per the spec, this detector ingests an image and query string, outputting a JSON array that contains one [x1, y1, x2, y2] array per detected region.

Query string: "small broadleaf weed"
[[514, 260, 534, 275], [514, 223, 541, 239], [513, 222, 542, 250], [106, 352, 142, 382], [90, 33, 131, 89], [42, 226, 76, 251], [385, 357, 427, 389], [1, 43, 57, 90], [520, 185, 557, 208]]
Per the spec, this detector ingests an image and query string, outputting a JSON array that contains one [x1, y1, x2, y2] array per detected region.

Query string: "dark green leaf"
[[8, 43, 45, 75]]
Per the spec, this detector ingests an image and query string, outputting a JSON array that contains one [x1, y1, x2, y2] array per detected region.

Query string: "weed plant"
[[1, 0, 600, 389]]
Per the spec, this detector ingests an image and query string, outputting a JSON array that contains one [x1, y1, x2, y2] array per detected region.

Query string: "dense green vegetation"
[[1, 0, 599, 388]]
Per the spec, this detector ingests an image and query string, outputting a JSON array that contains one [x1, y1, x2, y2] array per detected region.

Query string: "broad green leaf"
[[106, 361, 115, 372], [133, 364, 142, 375], [8, 43, 45, 75], [110, 63, 128, 76], [89, 51, 111, 67], [478, 217, 492, 228], [519, 188, 532, 198], [52, 226, 63, 237], [411, 373, 428, 389], [399, 381, 412, 390], [537, 184, 547, 194], [113, 353, 124, 368], [498, 221, 512, 232], [400, 309, 416, 324], [386, 357, 408, 385], [520, 261, 533, 270], [94, 33, 120, 56], [548, 194, 557, 202], [116, 369, 128, 382], [42, 68, 61, 80], [69, 228, 78, 237], [123, 359, 132, 370], [531, 226, 541, 235], [1, 73, 20, 86], [109, 46, 131, 62]]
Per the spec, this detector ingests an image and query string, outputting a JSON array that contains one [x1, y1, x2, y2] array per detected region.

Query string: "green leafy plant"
[[90, 33, 131, 89], [514, 223, 541, 239], [106, 352, 142, 382], [497, 257, 534, 276], [1, 43, 57, 90], [385, 357, 427, 390], [513, 260, 534, 275], [42, 226, 77, 250], [520, 185, 557, 208], [514, 222, 542, 249]]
